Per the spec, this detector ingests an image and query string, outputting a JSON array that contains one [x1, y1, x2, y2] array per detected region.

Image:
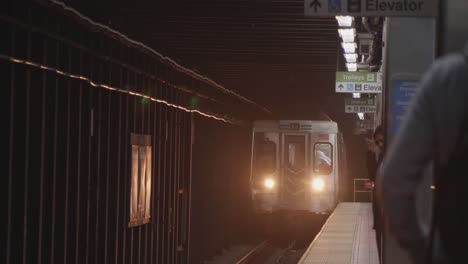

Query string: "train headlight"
[[264, 178, 275, 189], [312, 178, 325, 192]]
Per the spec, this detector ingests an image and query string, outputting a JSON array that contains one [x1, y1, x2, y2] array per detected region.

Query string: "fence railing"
[[353, 178, 374, 202]]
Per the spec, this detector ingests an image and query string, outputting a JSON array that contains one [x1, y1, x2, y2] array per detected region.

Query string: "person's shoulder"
[[430, 52, 467, 77]]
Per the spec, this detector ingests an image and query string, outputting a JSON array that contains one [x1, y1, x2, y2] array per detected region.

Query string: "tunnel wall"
[[189, 116, 254, 264], [1, 2, 256, 264]]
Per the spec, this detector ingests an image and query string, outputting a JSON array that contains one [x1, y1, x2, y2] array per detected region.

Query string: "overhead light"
[[346, 63, 357, 72], [338, 28, 355, 43], [358, 113, 365, 120], [344, 53, 357, 63], [352, 93, 361, 98], [336, 16, 354, 27], [342, 42, 357, 53]]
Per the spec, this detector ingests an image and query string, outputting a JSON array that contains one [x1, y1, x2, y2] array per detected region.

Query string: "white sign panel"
[[345, 105, 377, 113], [336, 72, 382, 93], [304, 0, 439, 17]]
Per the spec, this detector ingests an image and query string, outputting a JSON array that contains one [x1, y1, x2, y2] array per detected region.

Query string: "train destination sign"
[[345, 98, 376, 113], [304, 0, 438, 17], [335, 72, 382, 93]]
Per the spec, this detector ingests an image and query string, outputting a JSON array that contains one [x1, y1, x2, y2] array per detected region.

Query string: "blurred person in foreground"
[[377, 45, 468, 264], [367, 126, 384, 263]]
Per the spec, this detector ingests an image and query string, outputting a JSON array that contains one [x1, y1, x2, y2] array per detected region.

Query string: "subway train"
[[250, 120, 347, 216]]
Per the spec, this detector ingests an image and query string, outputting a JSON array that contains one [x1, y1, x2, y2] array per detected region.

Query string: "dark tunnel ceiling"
[[66, 0, 351, 121]]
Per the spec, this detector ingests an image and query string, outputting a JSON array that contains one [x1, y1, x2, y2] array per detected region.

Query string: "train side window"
[[314, 143, 333, 175], [253, 132, 277, 176], [129, 133, 152, 227]]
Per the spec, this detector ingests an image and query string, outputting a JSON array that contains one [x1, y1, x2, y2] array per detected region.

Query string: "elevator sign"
[[336, 72, 382, 93], [304, 0, 438, 17], [345, 98, 376, 113]]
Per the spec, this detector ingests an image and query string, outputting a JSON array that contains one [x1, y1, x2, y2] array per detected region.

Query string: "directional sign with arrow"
[[305, 0, 439, 17], [310, 0, 321, 12]]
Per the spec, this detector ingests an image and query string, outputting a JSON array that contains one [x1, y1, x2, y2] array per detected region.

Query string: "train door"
[[281, 134, 308, 202]]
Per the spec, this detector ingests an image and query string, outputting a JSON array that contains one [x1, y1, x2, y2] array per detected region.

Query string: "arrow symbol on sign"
[[310, 0, 322, 12]]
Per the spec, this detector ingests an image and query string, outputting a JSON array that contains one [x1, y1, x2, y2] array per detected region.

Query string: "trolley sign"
[[336, 72, 382, 94], [345, 98, 376, 113]]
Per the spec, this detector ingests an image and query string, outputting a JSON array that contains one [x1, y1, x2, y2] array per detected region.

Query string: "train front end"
[[250, 120, 340, 215]]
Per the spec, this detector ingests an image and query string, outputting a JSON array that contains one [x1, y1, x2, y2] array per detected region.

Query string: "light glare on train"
[[264, 178, 275, 189], [312, 178, 325, 191]]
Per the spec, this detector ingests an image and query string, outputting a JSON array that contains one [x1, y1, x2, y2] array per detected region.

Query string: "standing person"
[[377, 45, 468, 264], [367, 126, 384, 263]]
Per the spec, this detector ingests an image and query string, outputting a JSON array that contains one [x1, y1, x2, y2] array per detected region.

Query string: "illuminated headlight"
[[312, 178, 325, 192], [264, 178, 275, 189]]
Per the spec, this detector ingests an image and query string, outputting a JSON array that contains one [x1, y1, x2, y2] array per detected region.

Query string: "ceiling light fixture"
[[342, 42, 357, 53], [344, 53, 358, 63], [336, 16, 354, 27], [338, 28, 356, 43], [346, 62, 357, 72]]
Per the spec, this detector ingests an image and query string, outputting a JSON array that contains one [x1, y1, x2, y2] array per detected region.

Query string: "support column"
[[382, 17, 436, 264]]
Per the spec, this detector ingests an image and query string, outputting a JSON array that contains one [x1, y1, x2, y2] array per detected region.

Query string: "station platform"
[[298, 203, 379, 264]]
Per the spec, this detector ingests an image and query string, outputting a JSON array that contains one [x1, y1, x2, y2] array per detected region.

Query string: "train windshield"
[[314, 143, 332, 175], [252, 132, 278, 176]]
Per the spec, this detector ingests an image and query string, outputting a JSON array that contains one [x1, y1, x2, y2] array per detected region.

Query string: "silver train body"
[[250, 120, 347, 214]]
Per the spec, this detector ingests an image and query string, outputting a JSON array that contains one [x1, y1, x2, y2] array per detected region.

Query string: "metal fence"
[[353, 178, 373, 202], [1, 2, 263, 264]]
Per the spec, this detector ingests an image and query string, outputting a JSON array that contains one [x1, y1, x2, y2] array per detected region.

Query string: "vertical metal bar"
[[147, 64, 152, 264], [94, 64, 103, 264], [51, 32, 60, 264], [122, 69, 130, 264], [63, 45, 72, 264], [186, 113, 194, 264], [181, 109, 188, 263], [114, 52, 123, 264], [143, 68, 149, 264], [177, 97, 184, 264], [171, 77, 178, 264], [162, 72, 169, 264], [104, 45, 112, 264], [38, 37, 48, 264], [149, 69, 156, 264], [138, 72, 143, 264], [85, 56, 93, 264], [154, 66, 162, 264], [22, 9, 32, 264], [177, 93, 182, 263], [170, 73, 175, 264], [174, 92, 181, 264], [170, 72, 175, 264], [74, 47, 83, 264], [130, 71, 137, 264], [7, 29, 16, 264]]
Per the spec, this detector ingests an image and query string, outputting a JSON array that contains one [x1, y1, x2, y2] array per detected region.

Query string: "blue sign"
[[328, 0, 341, 12], [391, 80, 419, 135]]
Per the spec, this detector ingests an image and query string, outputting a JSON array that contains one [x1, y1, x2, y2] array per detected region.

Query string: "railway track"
[[235, 240, 304, 264]]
